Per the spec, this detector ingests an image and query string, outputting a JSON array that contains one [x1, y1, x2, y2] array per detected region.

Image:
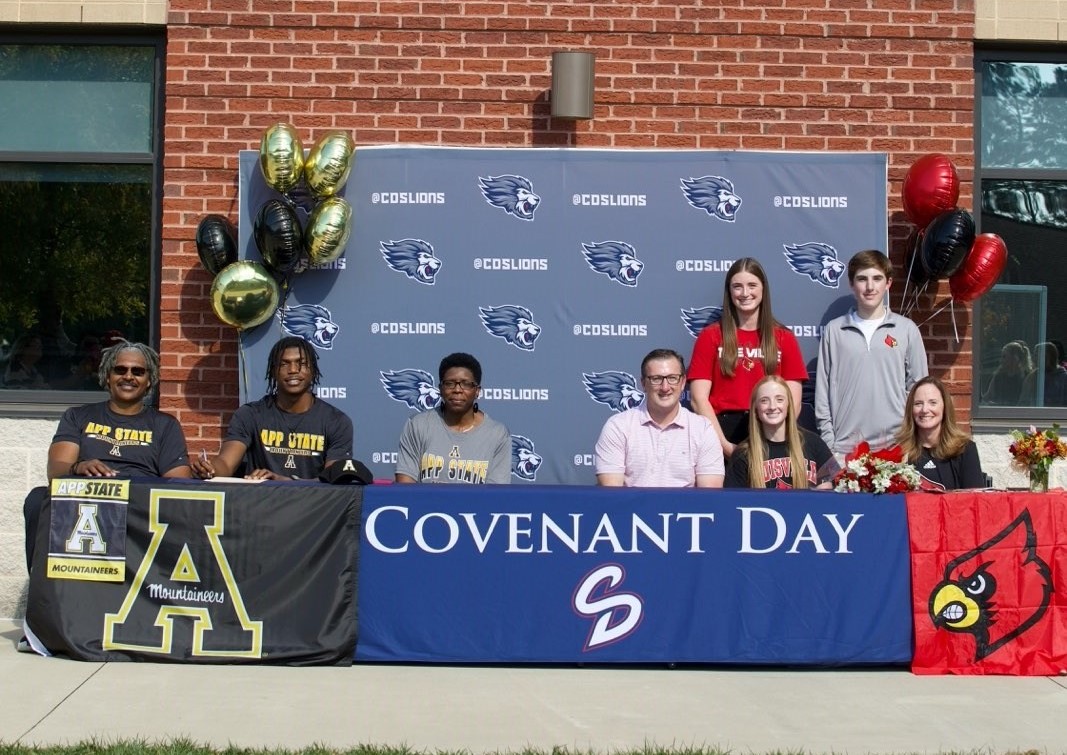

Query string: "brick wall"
[[162, 0, 977, 446]]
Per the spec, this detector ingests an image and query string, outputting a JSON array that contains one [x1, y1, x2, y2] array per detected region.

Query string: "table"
[[27, 479, 945, 666], [357, 485, 913, 664], [26, 477, 359, 664]]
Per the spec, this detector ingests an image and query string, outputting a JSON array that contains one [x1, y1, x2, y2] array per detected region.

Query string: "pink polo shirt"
[[594, 403, 725, 487]]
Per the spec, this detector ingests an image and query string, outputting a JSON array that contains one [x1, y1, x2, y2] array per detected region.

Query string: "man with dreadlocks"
[[192, 336, 353, 481], [22, 340, 192, 571]]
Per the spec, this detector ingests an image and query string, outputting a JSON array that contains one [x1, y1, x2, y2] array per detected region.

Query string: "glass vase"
[[1029, 463, 1050, 493]]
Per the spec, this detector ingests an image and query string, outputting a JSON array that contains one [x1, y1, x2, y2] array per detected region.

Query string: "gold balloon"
[[304, 131, 354, 197], [259, 123, 304, 194], [210, 261, 281, 330], [305, 197, 352, 265]]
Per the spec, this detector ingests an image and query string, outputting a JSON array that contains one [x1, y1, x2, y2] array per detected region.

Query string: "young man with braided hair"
[[192, 336, 353, 481]]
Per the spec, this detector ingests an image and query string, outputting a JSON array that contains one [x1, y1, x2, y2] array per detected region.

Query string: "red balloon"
[[902, 154, 960, 228], [950, 233, 1007, 303]]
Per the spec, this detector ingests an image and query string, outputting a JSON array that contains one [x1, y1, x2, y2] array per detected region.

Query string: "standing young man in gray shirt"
[[815, 249, 929, 455]]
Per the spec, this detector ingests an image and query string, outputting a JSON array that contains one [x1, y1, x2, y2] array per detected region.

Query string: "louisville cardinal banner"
[[907, 491, 1067, 675], [26, 478, 360, 665]]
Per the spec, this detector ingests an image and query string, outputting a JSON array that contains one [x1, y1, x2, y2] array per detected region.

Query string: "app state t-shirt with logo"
[[225, 396, 353, 479], [53, 401, 190, 476]]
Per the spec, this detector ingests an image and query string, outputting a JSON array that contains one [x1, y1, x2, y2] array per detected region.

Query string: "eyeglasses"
[[643, 373, 683, 386], [112, 365, 147, 377], [441, 379, 479, 391]]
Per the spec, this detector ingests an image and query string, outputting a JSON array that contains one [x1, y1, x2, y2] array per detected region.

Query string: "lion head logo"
[[478, 175, 540, 221], [511, 434, 543, 482], [783, 242, 845, 289], [680, 176, 742, 222], [380, 239, 442, 285], [379, 369, 441, 412], [680, 306, 723, 339], [581, 241, 644, 287], [582, 371, 645, 413], [278, 304, 340, 350], [928, 510, 1052, 661], [479, 305, 541, 352]]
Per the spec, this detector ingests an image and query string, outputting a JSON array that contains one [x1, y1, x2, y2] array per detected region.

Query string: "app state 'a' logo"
[[479, 305, 541, 352], [381, 239, 442, 285], [680, 306, 723, 339], [479, 175, 540, 220], [511, 434, 543, 482], [380, 369, 441, 411], [783, 242, 845, 289], [680, 175, 742, 222], [582, 371, 645, 413], [582, 241, 644, 287], [278, 304, 340, 350], [102, 490, 263, 658]]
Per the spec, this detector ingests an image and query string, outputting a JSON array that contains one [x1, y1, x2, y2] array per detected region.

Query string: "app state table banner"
[[356, 485, 913, 664], [26, 478, 360, 665], [908, 491, 1067, 676]]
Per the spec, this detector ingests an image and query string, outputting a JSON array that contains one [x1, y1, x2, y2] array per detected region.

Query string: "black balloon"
[[195, 215, 237, 277], [254, 199, 304, 275], [920, 209, 975, 280]]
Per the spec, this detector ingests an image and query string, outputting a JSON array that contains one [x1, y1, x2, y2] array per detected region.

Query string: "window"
[[974, 53, 1067, 422], [0, 35, 163, 413]]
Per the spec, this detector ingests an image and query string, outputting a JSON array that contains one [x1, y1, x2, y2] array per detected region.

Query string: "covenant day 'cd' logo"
[[573, 563, 644, 652], [581, 241, 644, 287], [680, 176, 742, 222], [379, 369, 441, 411], [582, 371, 645, 412], [278, 304, 340, 350], [680, 306, 723, 339], [380, 239, 442, 285], [783, 242, 845, 288], [478, 175, 540, 220], [511, 435, 543, 481], [479, 305, 541, 351]]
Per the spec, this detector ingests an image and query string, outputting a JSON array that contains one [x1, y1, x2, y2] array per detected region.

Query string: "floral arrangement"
[[1009, 424, 1067, 473], [833, 442, 922, 494]]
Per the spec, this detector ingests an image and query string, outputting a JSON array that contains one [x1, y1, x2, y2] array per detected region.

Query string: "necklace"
[[445, 411, 479, 433]]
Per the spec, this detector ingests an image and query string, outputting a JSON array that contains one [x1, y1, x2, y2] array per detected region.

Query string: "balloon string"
[[901, 256, 917, 313], [903, 280, 927, 316], [276, 276, 293, 333], [238, 331, 251, 400], [918, 299, 952, 327]]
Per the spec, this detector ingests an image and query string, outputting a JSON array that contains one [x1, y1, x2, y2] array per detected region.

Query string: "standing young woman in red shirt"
[[688, 257, 808, 459]]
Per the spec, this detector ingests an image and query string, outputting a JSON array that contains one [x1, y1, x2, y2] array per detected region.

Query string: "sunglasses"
[[112, 365, 147, 377]]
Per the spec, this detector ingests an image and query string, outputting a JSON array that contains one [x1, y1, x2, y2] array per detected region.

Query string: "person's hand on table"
[[72, 459, 118, 477], [244, 468, 291, 481], [191, 450, 216, 479]]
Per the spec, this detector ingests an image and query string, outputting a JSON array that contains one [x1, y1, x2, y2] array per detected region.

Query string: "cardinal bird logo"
[[928, 510, 1052, 661]]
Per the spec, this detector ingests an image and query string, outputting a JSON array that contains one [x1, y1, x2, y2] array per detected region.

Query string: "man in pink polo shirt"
[[595, 348, 725, 488]]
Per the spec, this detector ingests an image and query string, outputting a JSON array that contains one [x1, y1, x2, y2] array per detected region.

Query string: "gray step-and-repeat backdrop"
[[236, 147, 887, 484]]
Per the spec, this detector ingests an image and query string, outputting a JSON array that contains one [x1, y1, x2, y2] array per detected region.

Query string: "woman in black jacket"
[[896, 376, 986, 490]]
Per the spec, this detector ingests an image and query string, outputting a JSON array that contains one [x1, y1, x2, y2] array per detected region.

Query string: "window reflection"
[[978, 179, 1067, 409], [0, 164, 150, 392], [981, 61, 1067, 169]]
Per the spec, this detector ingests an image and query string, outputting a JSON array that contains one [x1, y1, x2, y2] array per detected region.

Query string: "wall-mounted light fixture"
[[550, 51, 595, 120]]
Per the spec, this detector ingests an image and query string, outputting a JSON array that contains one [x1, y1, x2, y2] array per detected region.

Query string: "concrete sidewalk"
[[2, 621, 1066, 754]]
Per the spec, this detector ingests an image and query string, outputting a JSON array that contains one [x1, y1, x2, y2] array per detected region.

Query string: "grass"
[[0, 743, 1048, 755]]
